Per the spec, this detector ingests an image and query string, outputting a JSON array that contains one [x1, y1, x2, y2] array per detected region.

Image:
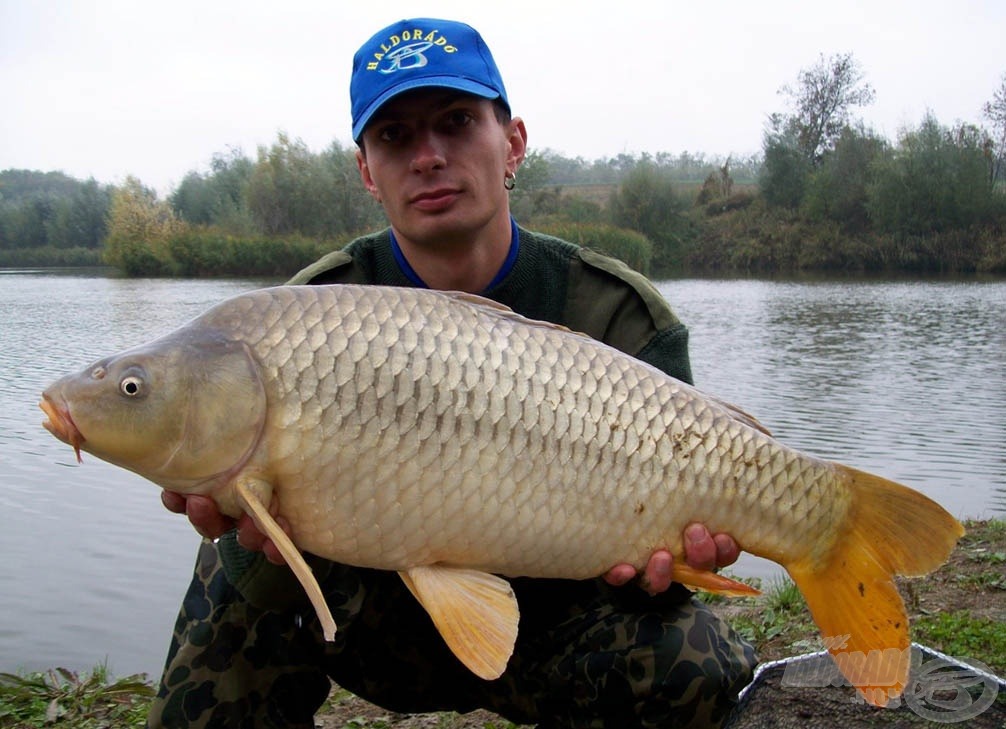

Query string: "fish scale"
[[41, 283, 963, 703]]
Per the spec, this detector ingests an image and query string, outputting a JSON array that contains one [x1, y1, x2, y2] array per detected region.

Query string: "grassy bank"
[[2, 520, 1002, 728]]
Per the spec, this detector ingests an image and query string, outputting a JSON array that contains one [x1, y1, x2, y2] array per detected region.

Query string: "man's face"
[[356, 90, 526, 249]]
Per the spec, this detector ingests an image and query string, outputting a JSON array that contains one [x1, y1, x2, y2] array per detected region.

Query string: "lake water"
[[1, 269, 1003, 680]]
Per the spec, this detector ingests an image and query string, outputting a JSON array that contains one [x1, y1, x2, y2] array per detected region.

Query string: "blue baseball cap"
[[350, 18, 510, 141]]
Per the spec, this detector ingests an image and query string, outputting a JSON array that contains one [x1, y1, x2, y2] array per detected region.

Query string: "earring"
[[504, 171, 516, 190]]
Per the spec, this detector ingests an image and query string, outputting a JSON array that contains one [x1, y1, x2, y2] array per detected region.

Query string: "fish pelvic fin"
[[399, 566, 519, 681], [670, 563, 760, 597], [787, 466, 964, 708], [234, 478, 337, 642]]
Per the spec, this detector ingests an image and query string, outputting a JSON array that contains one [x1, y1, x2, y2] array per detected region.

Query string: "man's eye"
[[445, 110, 474, 129], [378, 125, 406, 143]]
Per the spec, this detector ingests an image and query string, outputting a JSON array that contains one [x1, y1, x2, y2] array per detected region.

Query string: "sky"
[[2, 0, 1004, 196]]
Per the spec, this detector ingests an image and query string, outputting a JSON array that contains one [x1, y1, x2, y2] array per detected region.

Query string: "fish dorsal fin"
[[399, 566, 519, 680], [708, 395, 773, 436], [234, 478, 337, 641], [442, 290, 518, 313], [442, 291, 578, 336]]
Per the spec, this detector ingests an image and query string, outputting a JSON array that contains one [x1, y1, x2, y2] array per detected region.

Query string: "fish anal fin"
[[234, 478, 337, 642], [787, 465, 964, 707], [400, 566, 519, 681], [671, 563, 760, 597]]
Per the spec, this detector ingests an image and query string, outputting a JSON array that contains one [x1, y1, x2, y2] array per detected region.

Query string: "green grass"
[[0, 665, 152, 728], [912, 611, 1006, 676], [727, 576, 814, 646]]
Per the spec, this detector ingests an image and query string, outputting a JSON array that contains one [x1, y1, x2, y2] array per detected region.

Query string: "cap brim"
[[352, 76, 502, 141]]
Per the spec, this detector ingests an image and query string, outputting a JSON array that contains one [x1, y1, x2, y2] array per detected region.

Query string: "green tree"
[[245, 132, 314, 236], [982, 72, 1006, 188], [46, 179, 111, 248], [802, 125, 889, 231], [777, 52, 876, 165], [245, 133, 381, 239], [867, 112, 998, 234], [313, 140, 385, 237], [760, 124, 812, 208], [104, 177, 186, 274], [609, 162, 692, 271], [509, 149, 555, 220], [761, 53, 875, 209], [0, 170, 108, 249], [2, 198, 50, 248], [171, 148, 255, 232]]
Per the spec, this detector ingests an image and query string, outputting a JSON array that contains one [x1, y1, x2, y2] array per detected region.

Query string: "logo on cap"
[[365, 29, 458, 73]]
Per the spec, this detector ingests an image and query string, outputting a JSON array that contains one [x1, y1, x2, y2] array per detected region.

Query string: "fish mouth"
[[40, 393, 84, 463]]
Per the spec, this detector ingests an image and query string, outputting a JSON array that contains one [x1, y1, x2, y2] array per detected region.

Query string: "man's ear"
[[506, 117, 528, 176], [356, 147, 381, 202]]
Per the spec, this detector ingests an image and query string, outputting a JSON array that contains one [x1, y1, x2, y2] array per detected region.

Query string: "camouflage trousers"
[[147, 538, 756, 729]]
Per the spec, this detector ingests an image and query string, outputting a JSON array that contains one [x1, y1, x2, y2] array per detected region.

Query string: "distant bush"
[[534, 221, 654, 274], [165, 228, 336, 277], [703, 191, 756, 217], [102, 226, 344, 278], [0, 246, 102, 268]]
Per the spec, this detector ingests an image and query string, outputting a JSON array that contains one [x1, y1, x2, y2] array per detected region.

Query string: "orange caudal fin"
[[787, 466, 964, 707]]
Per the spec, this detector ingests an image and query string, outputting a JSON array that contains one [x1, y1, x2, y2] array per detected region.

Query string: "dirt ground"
[[313, 520, 1006, 728]]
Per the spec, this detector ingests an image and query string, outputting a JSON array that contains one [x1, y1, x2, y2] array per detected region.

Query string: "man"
[[150, 18, 756, 729]]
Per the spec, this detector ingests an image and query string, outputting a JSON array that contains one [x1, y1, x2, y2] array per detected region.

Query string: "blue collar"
[[389, 217, 520, 293]]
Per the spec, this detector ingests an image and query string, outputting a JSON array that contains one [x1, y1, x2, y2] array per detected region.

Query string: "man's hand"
[[162, 491, 290, 566], [603, 523, 741, 595]]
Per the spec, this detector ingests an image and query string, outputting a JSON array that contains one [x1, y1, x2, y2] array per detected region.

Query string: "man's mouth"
[[410, 188, 460, 211]]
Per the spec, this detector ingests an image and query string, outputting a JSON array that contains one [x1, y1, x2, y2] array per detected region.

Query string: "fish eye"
[[120, 376, 144, 397]]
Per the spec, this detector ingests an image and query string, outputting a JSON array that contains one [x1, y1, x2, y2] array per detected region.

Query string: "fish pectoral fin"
[[399, 566, 519, 681], [671, 563, 760, 597], [234, 479, 337, 642]]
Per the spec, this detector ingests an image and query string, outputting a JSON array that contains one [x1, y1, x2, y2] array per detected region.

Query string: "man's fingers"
[[236, 510, 291, 567], [639, 550, 674, 596], [236, 512, 266, 551], [603, 563, 637, 587], [185, 495, 234, 540], [713, 533, 741, 568], [161, 490, 187, 515], [683, 523, 718, 571]]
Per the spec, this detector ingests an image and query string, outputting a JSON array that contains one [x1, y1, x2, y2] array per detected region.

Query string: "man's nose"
[[410, 131, 446, 173]]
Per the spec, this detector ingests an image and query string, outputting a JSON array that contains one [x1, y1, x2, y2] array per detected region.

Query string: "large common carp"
[[40, 284, 963, 706]]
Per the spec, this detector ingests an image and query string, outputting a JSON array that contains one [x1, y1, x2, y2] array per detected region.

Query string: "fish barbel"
[[40, 284, 963, 706]]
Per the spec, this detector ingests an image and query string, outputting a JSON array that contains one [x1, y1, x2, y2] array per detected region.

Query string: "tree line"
[[742, 54, 1005, 273], [1, 56, 1004, 276]]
